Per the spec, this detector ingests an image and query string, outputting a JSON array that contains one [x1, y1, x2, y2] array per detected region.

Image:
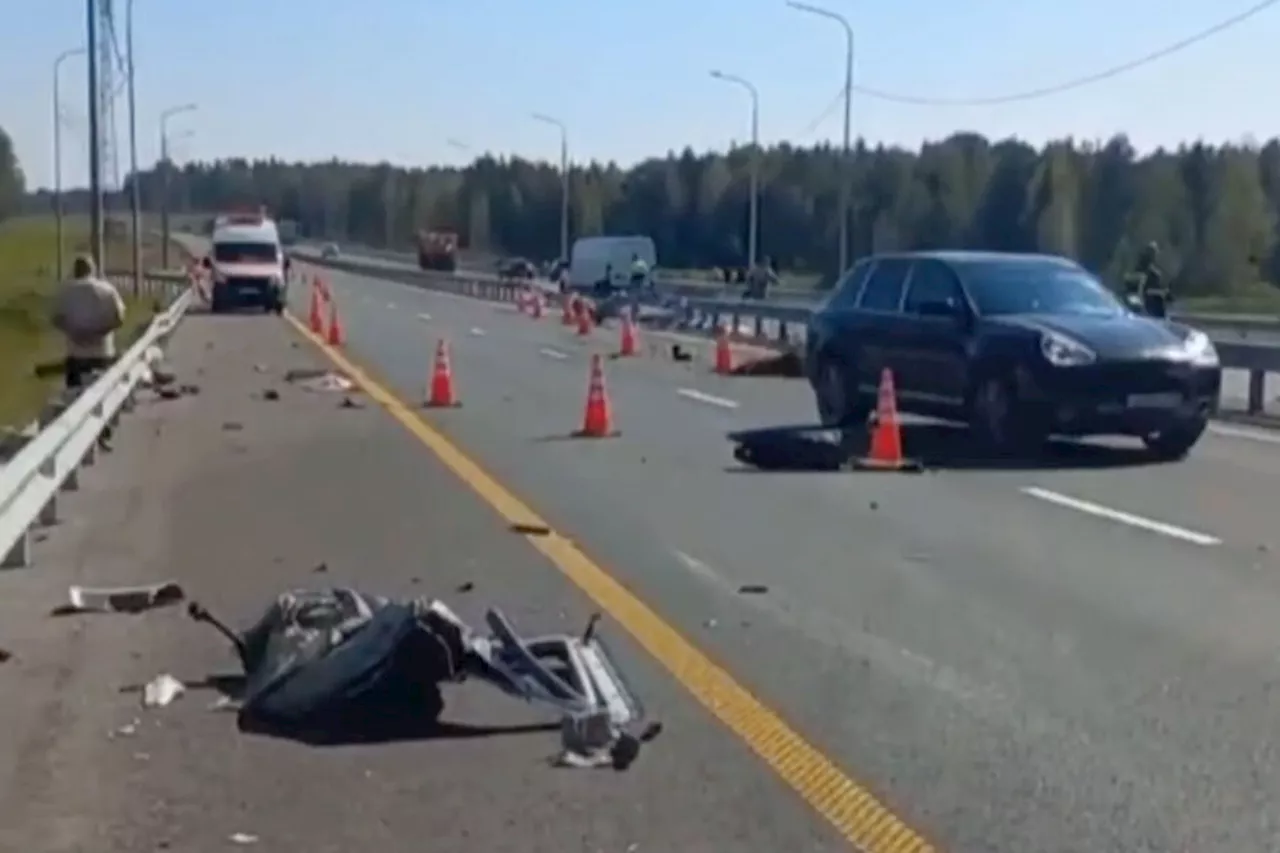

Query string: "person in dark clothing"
[[1126, 241, 1170, 317]]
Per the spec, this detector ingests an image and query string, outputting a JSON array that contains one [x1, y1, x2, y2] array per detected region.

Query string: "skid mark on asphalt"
[[1021, 486, 1221, 546], [285, 312, 938, 853], [676, 387, 740, 409]]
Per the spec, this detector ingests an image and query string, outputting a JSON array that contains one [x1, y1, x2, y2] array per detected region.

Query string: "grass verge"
[[0, 216, 179, 429]]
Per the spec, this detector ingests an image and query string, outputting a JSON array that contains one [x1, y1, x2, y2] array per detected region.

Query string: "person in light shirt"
[[51, 254, 126, 389]]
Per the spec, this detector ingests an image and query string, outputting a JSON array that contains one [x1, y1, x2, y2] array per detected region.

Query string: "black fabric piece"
[[230, 589, 466, 732], [728, 424, 853, 471]]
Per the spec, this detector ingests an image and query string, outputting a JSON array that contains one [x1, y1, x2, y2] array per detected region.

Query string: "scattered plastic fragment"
[[60, 581, 185, 615], [142, 674, 186, 708], [229, 832, 259, 845]]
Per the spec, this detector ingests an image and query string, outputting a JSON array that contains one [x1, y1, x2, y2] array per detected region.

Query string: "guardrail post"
[[36, 457, 57, 527], [1, 529, 29, 569], [0, 423, 38, 569], [1249, 370, 1266, 415]]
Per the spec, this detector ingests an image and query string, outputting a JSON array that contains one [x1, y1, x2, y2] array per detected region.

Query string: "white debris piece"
[[142, 674, 186, 708]]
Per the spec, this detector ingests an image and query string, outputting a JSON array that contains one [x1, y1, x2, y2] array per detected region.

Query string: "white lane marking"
[[469, 327, 485, 337], [1021, 486, 1221, 546], [1208, 422, 1280, 444], [539, 347, 568, 360], [417, 312, 431, 321], [387, 302, 397, 309], [676, 387, 739, 410]]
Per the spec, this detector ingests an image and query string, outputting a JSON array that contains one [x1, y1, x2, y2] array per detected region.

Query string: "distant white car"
[[321, 243, 340, 259]]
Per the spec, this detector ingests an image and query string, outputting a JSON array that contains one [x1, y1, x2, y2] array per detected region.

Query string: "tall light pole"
[[125, 0, 141, 293], [86, 0, 104, 269], [787, 0, 854, 273], [158, 102, 196, 267], [52, 46, 86, 282], [711, 70, 761, 269], [532, 113, 569, 261]]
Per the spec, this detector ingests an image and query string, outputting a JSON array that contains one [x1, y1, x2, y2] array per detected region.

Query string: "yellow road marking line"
[[283, 313, 937, 853]]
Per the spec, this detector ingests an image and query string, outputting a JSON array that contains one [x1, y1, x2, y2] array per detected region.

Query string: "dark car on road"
[[804, 251, 1222, 459], [498, 257, 537, 281]]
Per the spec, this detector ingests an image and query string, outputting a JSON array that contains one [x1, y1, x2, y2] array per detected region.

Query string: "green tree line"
[[0, 126, 26, 224], [25, 131, 1280, 298]]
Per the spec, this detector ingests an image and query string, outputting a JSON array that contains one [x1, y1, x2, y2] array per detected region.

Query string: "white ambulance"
[[207, 211, 289, 313]]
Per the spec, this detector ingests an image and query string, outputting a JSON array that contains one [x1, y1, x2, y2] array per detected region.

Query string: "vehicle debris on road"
[[57, 581, 186, 615], [186, 588, 659, 769], [142, 673, 186, 708], [283, 368, 353, 394]]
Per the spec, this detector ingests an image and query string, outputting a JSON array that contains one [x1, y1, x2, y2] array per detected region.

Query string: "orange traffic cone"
[[308, 286, 324, 333], [561, 294, 576, 325], [325, 299, 345, 346], [424, 339, 461, 408], [714, 326, 733, 374], [577, 303, 593, 336], [574, 353, 618, 438], [619, 309, 638, 356], [854, 369, 921, 472], [530, 291, 544, 319]]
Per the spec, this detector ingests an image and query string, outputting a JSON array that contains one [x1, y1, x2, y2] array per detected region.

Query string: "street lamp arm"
[[786, 0, 853, 38], [709, 70, 759, 102]]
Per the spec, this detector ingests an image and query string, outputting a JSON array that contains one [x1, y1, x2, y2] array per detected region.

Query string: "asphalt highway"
[[0, 312, 849, 852], [292, 258, 1280, 852]]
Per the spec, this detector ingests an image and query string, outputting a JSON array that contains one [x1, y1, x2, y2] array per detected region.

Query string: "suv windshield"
[[964, 261, 1125, 317], [214, 242, 279, 264]]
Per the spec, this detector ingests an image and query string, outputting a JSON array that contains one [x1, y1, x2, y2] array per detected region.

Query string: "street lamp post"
[[532, 113, 569, 262], [52, 46, 86, 282], [711, 70, 761, 269], [786, 0, 854, 273], [125, 0, 141, 293], [158, 103, 196, 268]]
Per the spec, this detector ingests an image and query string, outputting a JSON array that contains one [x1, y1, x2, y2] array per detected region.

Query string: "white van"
[[208, 213, 288, 313], [567, 235, 657, 294]]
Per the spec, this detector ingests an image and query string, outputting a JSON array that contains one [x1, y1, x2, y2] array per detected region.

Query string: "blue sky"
[[8, 0, 1280, 189]]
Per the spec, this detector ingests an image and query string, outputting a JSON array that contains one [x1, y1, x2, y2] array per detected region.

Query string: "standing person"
[[745, 256, 779, 300], [1125, 241, 1170, 318], [52, 254, 126, 390]]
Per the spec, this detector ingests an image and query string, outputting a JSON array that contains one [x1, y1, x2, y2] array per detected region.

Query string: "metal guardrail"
[[295, 249, 1280, 417], [0, 279, 197, 569]]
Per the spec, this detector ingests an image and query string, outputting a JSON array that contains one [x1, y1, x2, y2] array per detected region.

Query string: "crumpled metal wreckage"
[[187, 588, 659, 769]]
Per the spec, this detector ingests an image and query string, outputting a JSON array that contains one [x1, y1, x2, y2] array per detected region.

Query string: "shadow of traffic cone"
[[714, 326, 733, 374], [618, 310, 638, 357], [308, 286, 324, 333], [424, 339, 461, 408], [325, 298, 345, 347], [853, 368, 921, 472], [574, 353, 619, 438]]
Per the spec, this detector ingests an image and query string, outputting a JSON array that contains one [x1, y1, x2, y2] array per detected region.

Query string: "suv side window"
[[902, 260, 963, 314], [857, 258, 911, 312], [826, 259, 874, 308]]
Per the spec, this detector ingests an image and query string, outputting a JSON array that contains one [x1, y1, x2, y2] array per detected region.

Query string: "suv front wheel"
[[969, 375, 1047, 457], [813, 358, 869, 428]]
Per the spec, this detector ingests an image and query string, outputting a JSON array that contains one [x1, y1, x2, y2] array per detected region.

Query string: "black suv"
[[804, 251, 1222, 459]]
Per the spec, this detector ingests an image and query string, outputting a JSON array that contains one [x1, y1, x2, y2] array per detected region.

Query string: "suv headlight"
[[1040, 330, 1096, 367], [1183, 329, 1218, 365]]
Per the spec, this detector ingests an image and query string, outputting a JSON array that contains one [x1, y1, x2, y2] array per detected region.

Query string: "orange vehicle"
[[417, 229, 459, 272]]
